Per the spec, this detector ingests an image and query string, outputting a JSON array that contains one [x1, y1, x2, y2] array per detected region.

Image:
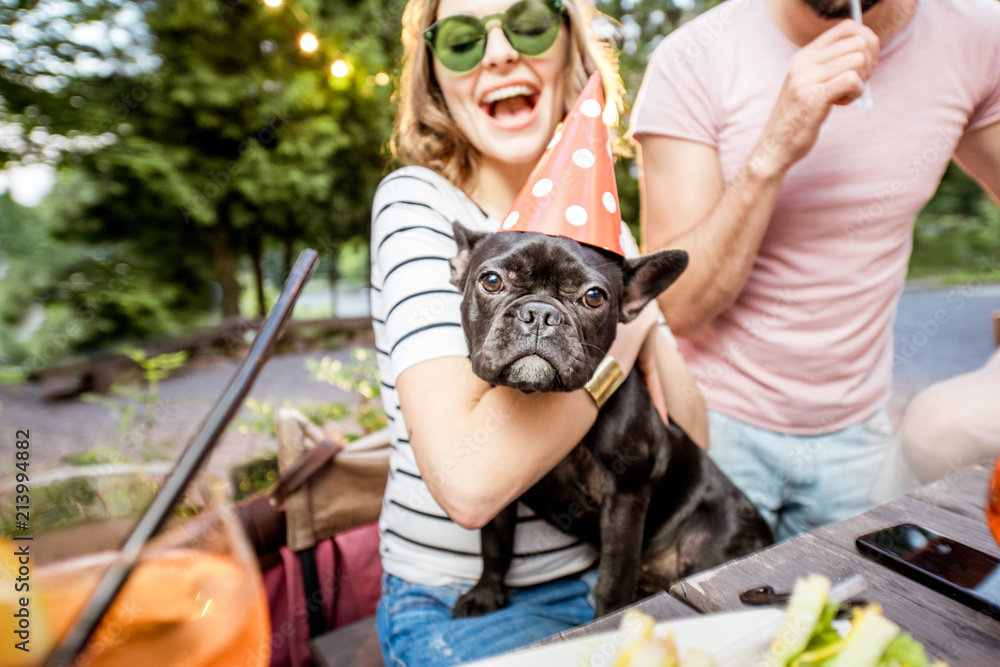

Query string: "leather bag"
[[237, 408, 390, 667], [271, 408, 390, 551]]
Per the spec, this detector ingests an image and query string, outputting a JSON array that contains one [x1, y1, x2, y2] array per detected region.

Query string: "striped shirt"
[[371, 165, 597, 587]]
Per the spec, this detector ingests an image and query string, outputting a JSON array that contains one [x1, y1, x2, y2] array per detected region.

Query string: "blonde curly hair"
[[390, 0, 629, 190]]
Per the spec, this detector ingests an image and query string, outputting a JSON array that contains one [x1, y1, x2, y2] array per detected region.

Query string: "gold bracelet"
[[584, 354, 625, 409]]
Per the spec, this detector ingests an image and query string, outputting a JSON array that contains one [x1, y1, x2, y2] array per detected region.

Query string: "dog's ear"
[[449, 222, 489, 289], [619, 249, 689, 322]]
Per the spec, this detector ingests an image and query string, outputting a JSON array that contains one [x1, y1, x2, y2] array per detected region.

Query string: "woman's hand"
[[608, 301, 661, 376]]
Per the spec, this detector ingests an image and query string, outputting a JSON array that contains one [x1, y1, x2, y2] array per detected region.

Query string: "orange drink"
[[1, 467, 270, 667], [36, 547, 269, 667], [988, 456, 1000, 547], [37, 549, 270, 667]]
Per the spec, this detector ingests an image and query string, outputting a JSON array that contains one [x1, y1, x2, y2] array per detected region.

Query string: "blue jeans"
[[376, 567, 598, 666], [707, 408, 894, 542]]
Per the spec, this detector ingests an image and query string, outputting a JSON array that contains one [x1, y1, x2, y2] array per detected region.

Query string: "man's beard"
[[802, 0, 883, 20]]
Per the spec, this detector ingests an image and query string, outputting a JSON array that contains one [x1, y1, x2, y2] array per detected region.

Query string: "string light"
[[299, 32, 318, 52], [264, 1, 385, 87], [331, 60, 349, 77]]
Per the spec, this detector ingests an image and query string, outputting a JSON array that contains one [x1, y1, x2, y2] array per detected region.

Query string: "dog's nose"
[[517, 302, 562, 327]]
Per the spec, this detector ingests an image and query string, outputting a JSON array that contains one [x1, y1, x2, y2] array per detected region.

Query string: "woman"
[[371, 0, 707, 663]]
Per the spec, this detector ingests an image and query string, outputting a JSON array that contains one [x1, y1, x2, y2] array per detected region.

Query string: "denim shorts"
[[707, 408, 894, 542], [376, 566, 598, 666]]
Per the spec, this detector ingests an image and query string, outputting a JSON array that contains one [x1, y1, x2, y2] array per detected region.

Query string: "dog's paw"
[[451, 584, 507, 618]]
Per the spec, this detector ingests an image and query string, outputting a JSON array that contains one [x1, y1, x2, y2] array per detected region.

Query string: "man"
[[630, 0, 1000, 540]]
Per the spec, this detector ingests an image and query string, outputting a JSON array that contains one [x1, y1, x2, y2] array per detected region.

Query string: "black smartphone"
[[856, 523, 1000, 619]]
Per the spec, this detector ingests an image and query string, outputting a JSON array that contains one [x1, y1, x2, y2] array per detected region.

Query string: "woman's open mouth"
[[479, 84, 540, 129]]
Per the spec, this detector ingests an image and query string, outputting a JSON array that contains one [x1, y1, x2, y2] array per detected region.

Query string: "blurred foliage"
[[234, 395, 349, 436], [235, 346, 384, 437], [910, 165, 1000, 283], [336, 236, 370, 283], [1, 0, 400, 360], [80, 349, 188, 458], [0, 466, 210, 536], [229, 347, 385, 497], [59, 444, 135, 466], [0, 192, 204, 366], [306, 346, 385, 433], [0, 472, 160, 536], [229, 450, 279, 501]]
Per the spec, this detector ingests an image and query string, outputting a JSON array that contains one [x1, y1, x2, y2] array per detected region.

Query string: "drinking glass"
[[988, 455, 1000, 547], [0, 465, 271, 667]]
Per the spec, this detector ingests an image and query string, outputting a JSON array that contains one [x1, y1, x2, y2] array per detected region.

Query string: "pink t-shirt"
[[631, 0, 1000, 435]]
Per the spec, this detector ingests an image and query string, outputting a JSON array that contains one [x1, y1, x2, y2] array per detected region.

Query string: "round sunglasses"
[[424, 0, 567, 74]]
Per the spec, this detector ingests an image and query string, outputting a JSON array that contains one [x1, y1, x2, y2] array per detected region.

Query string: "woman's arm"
[[397, 303, 660, 530], [638, 325, 709, 450]]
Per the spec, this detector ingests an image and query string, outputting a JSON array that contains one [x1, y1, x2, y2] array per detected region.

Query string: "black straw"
[[46, 248, 319, 667]]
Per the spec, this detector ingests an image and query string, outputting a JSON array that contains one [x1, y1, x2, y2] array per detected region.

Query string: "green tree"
[[599, 0, 721, 234], [1, 0, 400, 331]]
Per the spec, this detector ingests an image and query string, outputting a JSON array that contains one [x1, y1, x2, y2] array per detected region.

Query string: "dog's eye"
[[581, 288, 606, 308], [479, 272, 504, 293]]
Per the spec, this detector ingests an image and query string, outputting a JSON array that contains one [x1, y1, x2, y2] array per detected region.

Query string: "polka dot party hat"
[[500, 72, 626, 257]]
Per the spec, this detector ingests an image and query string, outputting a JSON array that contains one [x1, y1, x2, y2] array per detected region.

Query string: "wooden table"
[[316, 465, 1000, 666], [667, 464, 1000, 665], [624, 463, 999, 666]]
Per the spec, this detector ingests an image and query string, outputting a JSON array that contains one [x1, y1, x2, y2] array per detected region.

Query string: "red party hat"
[[500, 72, 625, 257]]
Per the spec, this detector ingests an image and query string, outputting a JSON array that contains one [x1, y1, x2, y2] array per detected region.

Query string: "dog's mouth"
[[501, 353, 563, 393]]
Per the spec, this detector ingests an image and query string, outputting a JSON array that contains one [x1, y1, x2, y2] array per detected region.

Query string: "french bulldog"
[[447, 224, 773, 619]]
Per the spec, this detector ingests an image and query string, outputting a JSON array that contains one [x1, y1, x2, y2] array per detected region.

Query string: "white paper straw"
[[850, 0, 874, 112]]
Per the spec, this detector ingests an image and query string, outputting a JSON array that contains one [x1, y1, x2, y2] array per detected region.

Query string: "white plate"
[[466, 608, 790, 666]]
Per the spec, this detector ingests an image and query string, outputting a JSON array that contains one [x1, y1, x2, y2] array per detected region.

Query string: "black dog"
[[447, 225, 773, 618]]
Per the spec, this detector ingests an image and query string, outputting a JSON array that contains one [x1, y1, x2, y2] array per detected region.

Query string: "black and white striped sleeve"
[[370, 168, 468, 378]]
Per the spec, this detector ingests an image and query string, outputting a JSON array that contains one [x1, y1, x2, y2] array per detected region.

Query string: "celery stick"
[[761, 575, 831, 667], [822, 609, 899, 667]]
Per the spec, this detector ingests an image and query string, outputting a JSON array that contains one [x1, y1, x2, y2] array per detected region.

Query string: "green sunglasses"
[[424, 0, 567, 74]]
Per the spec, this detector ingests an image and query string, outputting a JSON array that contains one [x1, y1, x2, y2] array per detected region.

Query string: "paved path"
[[0, 347, 367, 484], [1, 283, 997, 489]]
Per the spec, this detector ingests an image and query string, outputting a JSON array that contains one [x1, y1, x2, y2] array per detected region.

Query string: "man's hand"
[[754, 20, 880, 176]]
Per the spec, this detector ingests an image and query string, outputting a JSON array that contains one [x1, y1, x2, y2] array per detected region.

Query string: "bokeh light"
[[331, 60, 349, 78], [299, 33, 318, 52]]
